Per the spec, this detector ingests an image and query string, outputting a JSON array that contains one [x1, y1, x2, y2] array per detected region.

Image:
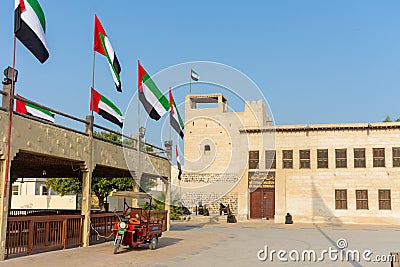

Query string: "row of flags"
[[13, 0, 191, 175], [13, 1, 193, 135]]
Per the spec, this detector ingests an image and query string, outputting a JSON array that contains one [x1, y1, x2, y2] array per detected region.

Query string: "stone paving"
[[1, 221, 399, 267]]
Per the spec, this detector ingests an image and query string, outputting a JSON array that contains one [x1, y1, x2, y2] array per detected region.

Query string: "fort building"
[[181, 93, 400, 224]]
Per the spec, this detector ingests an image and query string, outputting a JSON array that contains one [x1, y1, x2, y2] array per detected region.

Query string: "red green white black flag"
[[14, 0, 49, 63], [169, 89, 184, 139], [15, 94, 55, 122], [94, 15, 122, 92], [190, 68, 199, 81], [138, 61, 170, 121], [176, 145, 182, 180], [90, 88, 124, 128]]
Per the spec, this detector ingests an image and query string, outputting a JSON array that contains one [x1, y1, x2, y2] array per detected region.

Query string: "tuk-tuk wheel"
[[114, 238, 122, 254], [149, 236, 158, 250]]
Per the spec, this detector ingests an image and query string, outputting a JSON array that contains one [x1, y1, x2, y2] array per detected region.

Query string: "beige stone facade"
[[183, 93, 400, 224]]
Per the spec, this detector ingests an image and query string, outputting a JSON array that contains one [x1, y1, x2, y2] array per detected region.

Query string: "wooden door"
[[250, 188, 275, 219], [250, 189, 262, 218]]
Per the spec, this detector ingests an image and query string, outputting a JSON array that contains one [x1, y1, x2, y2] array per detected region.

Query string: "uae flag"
[[90, 88, 124, 128], [16, 94, 54, 122], [14, 0, 49, 63], [169, 89, 184, 139], [176, 145, 182, 181], [94, 15, 122, 92], [138, 61, 170, 121], [190, 68, 199, 81]]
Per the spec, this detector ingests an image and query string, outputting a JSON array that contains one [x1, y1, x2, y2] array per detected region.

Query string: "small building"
[[11, 178, 77, 210], [182, 93, 400, 224]]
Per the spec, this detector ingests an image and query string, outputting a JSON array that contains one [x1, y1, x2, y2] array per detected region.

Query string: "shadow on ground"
[[115, 237, 184, 255]]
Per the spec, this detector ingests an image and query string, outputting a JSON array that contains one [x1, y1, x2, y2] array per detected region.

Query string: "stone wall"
[[182, 192, 238, 215]]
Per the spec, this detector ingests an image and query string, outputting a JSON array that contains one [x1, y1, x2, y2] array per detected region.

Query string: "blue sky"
[[1, 1, 400, 146]]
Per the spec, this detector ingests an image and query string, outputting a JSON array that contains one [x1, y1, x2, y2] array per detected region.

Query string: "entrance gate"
[[249, 172, 275, 219]]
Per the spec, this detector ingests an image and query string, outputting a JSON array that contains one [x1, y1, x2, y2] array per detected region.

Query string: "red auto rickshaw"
[[111, 191, 167, 254]]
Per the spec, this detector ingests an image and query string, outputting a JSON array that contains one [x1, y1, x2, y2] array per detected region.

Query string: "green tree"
[[46, 177, 132, 211], [92, 177, 132, 211], [142, 192, 182, 219], [383, 116, 392, 122], [46, 178, 81, 196], [94, 131, 122, 143]]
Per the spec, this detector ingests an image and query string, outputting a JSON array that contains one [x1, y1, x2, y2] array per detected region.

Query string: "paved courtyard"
[[1, 220, 399, 267]]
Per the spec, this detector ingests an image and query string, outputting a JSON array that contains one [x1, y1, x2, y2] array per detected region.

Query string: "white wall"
[[11, 195, 77, 209]]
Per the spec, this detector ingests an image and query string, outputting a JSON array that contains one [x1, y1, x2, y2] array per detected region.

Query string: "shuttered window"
[[265, 150, 276, 169], [356, 190, 368, 210], [379, 190, 391, 210], [335, 189, 347, 209], [393, 148, 400, 167], [299, 149, 310, 169], [317, 149, 328, 168], [249, 151, 259, 169], [282, 150, 293, 169], [373, 148, 385, 167], [335, 149, 347, 168], [354, 148, 366, 168]]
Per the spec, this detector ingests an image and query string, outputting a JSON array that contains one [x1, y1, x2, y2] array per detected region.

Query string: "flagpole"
[[137, 61, 141, 194], [169, 87, 172, 141], [4, 33, 17, 196], [189, 68, 192, 94], [90, 51, 96, 117], [179, 179, 182, 218], [87, 34, 96, 216]]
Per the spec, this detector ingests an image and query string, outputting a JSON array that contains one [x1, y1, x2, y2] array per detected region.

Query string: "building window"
[[12, 185, 19, 196], [335, 149, 347, 168], [379, 190, 391, 210], [282, 150, 293, 169], [354, 148, 366, 168], [373, 148, 385, 167], [393, 147, 400, 167], [335, 189, 347, 209], [317, 149, 328, 168], [356, 190, 368, 210], [248, 151, 259, 169], [265, 150, 276, 169], [41, 186, 48, 196], [299, 149, 310, 169]]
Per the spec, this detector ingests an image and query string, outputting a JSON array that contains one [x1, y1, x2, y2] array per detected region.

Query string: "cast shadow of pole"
[[311, 177, 363, 267]]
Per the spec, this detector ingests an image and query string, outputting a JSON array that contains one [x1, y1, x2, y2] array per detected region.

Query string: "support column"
[[81, 168, 92, 247], [0, 159, 10, 260], [2, 84, 11, 110], [82, 115, 94, 247], [165, 178, 171, 231], [0, 82, 12, 260], [164, 140, 172, 231], [132, 180, 139, 208]]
